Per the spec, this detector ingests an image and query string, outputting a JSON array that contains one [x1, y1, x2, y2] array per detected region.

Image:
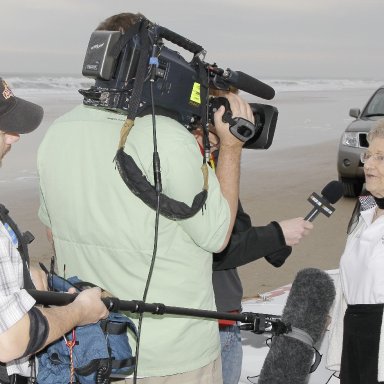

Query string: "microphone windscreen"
[[227, 71, 275, 100], [321, 180, 343, 204], [282, 268, 336, 342], [258, 268, 336, 384]]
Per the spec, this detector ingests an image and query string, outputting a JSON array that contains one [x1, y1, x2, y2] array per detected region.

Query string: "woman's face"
[[364, 137, 384, 198]]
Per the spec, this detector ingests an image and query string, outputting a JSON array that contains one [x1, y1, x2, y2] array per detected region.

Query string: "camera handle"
[[210, 97, 257, 142], [226, 117, 256, 142], [156, 25, 204, 55]]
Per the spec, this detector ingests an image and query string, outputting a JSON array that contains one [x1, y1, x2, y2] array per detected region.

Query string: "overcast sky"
[[2, 0, 384, 80]]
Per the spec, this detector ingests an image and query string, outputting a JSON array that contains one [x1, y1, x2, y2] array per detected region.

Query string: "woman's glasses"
[[360, 151, 384, 164]]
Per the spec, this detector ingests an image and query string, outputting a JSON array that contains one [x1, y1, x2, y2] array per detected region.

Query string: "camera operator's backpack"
[[36, 276, 137, 384]]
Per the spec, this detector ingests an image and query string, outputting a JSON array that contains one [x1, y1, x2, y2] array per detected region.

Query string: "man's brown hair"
[[96, 12, 145, 32]]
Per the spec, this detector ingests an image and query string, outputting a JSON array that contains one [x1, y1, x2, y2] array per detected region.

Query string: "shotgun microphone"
[[258, 268, 336, 384], [223, 70, 275, 100], [305, 181, 343, 222]]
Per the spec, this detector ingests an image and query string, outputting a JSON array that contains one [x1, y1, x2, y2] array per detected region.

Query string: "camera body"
[[80, 25, 277, 149], [80, 30, 205, 128]]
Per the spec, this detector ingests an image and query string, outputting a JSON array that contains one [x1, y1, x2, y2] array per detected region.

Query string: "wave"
[[4, 74, 384, 95], [264, 78, 384, 92], [4, 75, 93, 97]]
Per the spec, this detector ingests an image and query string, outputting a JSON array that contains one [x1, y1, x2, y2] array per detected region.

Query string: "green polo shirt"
[[38, 105, 230, 377]]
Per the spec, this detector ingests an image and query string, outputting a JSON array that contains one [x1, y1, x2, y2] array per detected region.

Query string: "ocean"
[[4, 73, 384, 96]]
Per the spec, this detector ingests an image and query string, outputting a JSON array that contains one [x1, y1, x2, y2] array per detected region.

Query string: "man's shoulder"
[[132, 115, 195, 145], [54, 105, 126, 125]]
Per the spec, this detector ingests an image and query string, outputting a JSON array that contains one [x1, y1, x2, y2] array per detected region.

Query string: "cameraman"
[[37, 12, 253, 384]]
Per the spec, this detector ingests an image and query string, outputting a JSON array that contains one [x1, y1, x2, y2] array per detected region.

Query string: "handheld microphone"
[[304, 180, 343, 222], [258, 268, 336, 384]]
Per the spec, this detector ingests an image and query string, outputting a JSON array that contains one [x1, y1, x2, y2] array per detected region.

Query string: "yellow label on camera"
[[190, 82, 201, 105]]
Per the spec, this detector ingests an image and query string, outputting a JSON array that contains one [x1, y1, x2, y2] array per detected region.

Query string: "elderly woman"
[[327, 119, 384, 383]]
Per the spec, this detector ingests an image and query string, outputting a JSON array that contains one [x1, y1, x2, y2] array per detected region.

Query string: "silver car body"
[[337, 86, 384, 197]]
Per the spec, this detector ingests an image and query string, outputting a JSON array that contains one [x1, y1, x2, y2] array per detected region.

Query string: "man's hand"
[[213, 92, 254, 148], [30, 266, 48, 291], [278, 217, 314, 246], [71, 287, 109, 326]]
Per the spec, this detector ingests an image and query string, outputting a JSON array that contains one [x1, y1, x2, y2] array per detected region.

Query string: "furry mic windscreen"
[[258, 268, 336, 384]]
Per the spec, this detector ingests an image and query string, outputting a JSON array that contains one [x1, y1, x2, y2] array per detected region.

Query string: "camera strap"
[[124, 19, 152, 122], [110, 20, 144, 61], [114, 22, 209, 220], [115, 148, 208, 220], [0, 205, 36, 382], [0, 204, 35, 290], [194, 57, 212, 165], [115, 19, 151, 150]]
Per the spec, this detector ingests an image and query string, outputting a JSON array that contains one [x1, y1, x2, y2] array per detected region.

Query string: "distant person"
[[327, 119, 384, 383], [0, 78, 109, 382], [37, 12, 254, 384], [193, 125, 313, 384]]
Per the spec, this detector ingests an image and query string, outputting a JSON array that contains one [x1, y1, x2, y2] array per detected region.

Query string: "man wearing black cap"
[[0, 78, 44, 165], [0, 78, 109, 383]]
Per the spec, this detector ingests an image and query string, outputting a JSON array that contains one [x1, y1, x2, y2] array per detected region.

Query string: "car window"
[[362, 88, 384, 117]]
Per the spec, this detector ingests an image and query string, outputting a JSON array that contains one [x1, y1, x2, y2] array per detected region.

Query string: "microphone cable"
[[131, 44, 212, 383], [132, 48, 162, 384]]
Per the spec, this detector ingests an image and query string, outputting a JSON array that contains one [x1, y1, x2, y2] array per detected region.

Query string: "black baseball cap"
[[0, 78, 44, 134]]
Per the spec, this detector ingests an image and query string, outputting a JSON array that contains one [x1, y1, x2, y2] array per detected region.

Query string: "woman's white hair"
[[367, 118, 384, 143]]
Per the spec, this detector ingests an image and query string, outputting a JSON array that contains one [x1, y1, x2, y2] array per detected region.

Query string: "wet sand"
[[238, 141, 355, 296], [1, 139, 355, 298]]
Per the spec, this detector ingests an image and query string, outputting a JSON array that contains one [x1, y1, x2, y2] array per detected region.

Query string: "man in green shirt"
[[38, 12, 254, 384]]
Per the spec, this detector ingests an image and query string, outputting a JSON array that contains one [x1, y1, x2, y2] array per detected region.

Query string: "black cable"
[[132, 60, 162, 384], [202, 66, 211, 165]]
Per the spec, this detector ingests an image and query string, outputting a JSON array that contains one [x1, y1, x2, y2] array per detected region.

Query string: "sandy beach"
[[0, 86, 375, 298]]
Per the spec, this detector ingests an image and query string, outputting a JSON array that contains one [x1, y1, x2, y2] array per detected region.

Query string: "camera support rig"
[[27, 289, 289, 336]]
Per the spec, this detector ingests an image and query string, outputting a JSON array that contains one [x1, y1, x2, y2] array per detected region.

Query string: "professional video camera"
[[79, 19, 278, 149]]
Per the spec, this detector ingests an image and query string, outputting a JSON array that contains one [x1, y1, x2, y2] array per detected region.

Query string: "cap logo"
[[2, 80, 14, 100]]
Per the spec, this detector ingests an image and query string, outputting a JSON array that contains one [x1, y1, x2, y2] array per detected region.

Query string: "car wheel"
[[340, 179, 363, 198]]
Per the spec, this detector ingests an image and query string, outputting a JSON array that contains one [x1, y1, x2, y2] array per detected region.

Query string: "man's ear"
[[192, 128, 203, 140]]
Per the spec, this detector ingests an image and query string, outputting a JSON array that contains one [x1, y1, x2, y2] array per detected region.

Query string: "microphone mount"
[[27, 289, 286, 336]]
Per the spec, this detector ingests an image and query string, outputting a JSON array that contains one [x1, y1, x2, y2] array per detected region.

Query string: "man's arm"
[[214, 93, 254, 252], [213, 223, 291, 270], [0, 287, 108, 363], [213, 204, 313, 270]]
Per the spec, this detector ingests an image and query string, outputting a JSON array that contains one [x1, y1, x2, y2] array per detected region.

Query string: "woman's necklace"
[[372, 196, 384, 221], [374, 196, 384, 209]]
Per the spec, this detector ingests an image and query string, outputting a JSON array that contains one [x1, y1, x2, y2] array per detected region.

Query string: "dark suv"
[[337, 86, 384, 197]]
